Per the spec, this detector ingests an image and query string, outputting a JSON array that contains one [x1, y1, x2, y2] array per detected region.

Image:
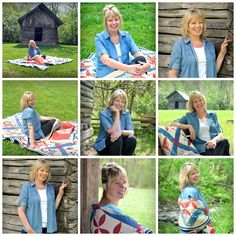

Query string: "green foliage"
[[158, 158, 233, 233], [159, 110, 234, 155], [3, 43, 78, 78], [80, 3, 156, 59], [3, 80, 78, 155]]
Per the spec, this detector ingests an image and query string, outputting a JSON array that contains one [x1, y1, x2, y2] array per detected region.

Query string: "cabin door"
[[175, 101, 179, 109], [35, 27, 43, 41]]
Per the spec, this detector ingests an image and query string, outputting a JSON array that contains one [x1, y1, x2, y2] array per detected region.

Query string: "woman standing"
[[95, 5, 150, 78], [94, 89, 136, 155], [18, 159, 68, 233], [178, 162, 214, 233], [171, 91, 230, 155], [168, 8, 230, 78]]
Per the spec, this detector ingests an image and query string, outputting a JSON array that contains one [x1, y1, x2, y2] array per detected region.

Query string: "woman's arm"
[[168, 69, 179, 78], [28, 124, 36, 147], [206, 133, 223, 149], [55, 180, 68, 210], [171, 122, 196, 140], [18, 207, 35, 233], [216, 37, 230, 73], [106, 107, 120, 135]]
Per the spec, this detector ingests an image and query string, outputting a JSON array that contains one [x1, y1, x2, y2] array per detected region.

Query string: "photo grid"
[[0, 0, 235, 235]]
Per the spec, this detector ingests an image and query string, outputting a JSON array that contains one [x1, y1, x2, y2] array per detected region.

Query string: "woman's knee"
[[127, 135, 137, 146]]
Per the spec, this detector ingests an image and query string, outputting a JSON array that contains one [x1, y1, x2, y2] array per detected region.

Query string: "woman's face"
[[108, 177, 128, 201], [188, 18, 204, 38], [106, 16, 120, 33], [28, 97, 36, 107], [192, 96, 205, 113], [112, 96, 125, 111], [188, 169, 200, 185], [35, 167, 49, 183]]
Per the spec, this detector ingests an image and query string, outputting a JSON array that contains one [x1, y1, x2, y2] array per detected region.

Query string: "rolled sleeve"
[[214, 113, 223, 133], [125, 112, 134, 130], [18, 184, 28, 207], [169, 40, 181, 70], [100, 112, 113, 131], [127, 33, 139, 56], [95, 35, 108, 58], [177, 115, 187, 124]]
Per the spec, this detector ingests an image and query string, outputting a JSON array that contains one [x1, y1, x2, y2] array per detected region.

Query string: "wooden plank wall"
[[3, 158, 78, 233], [158, 3, 233, 78]]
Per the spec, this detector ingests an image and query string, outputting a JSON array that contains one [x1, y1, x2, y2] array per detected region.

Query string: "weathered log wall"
[[2, 158, 78, 233], [158, 3, 233, 78]]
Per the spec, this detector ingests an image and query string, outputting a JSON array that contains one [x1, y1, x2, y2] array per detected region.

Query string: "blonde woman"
[[20, 91, 60, 148], [171, 91, 230, 155], [94, 89, 136, 155], [178, 162, 214, 233], [90, 162, 152, 233], [168, 8, 230, 78], [28, 40, 48, 64], [95, 5, 150, 78], [18, 159, 68, 233]]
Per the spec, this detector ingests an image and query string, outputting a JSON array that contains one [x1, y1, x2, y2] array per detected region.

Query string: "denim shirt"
[[28, 47, 40, 58], [18, 182, 57, 233], [22, 107, 45, 140], [95, 30, 140, 78], [94, 108, 134, 151], [169, 38, 216, 78], [178, 111, 222, 153]]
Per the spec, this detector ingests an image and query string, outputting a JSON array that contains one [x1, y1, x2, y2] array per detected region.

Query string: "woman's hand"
[[29, 141, 37, 149], [219, 36, 231, 56], [188, 125, 196, 140], [59, 180, 69, 195], [110, 130, 122, 142], [110, 105, 120, 113], [206, 140, 217, 149], [138, 61, 151, 72], [27, 227, 36, 234], [127, 64, 143, 74]]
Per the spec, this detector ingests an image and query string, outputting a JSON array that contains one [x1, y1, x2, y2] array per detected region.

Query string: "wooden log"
[[158, 3, 230, 10], [81, 89, 94, 100], [81, 127, 94, 142], [81, 101, 94, 109], [81, 80, 95, 89]]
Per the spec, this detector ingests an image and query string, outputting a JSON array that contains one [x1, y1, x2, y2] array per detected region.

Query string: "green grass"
[[3, 43, 78, 78], [159, 110, 234, 154], [99, 188, 156, 232], [80, 3, 156, 59], [3, 80, 78, 156], [158, 222, 179, 234]]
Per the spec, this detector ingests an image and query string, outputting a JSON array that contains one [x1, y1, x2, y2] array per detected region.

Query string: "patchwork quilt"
[[158, 126, 199, 156], [2, 113, 78, 156], [7, 56, 73, 70], [90, 204, 153, 234], [80, 47, 156, 78]]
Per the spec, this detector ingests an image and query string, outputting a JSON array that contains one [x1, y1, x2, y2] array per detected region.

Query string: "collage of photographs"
[[1, 0, 234, 235]]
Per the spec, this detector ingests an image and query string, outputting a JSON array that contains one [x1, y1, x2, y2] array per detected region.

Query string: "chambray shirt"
[[94, 108, 134, 151], [22, 107, 45, 140], [28, 47, 40, 58], [178, 111, 222, 153], [18, 182, 57, 233], [169, 38, 216, 78], [95, 30, 140, 78]]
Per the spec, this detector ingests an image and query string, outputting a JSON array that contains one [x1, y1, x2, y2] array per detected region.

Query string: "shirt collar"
[[104, 30, 125, 39], [183, 37, 206, 45], [30, 181, 47, 188], [192, 110, 209, 117]]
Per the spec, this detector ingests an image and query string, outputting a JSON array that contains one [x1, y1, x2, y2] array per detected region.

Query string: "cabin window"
[[35, 27, 43, 41]]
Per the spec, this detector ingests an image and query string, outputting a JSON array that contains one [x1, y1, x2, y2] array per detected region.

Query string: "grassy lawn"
[[3, 80, 78, 156], [80, 3, 156, 59], [3, 43, 78, 78], [158, 110, 234, 155], [99, 188, 156, 233]]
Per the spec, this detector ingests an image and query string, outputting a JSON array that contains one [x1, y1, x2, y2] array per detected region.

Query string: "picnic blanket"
[[7, 56, 73, 70], [2, 113, 78, 156], [158, 126, 199, 156], [178, 197, 215, 233], [91, 204, 153, 234], [80, 47, 156, 78]]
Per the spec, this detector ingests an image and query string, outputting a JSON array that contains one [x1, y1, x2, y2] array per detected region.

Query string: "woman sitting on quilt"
[[90, 162, 153, 234], [171, 90, 230, 155], [95, 4, 150, 78]]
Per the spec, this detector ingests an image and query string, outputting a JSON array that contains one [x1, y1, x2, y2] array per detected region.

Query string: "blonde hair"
[[20, 91, 35, 111], [180, 8, 206, 39], [103, 5, 122, 29], [108, 89, 128, 111], [28, 40, 36, 48], [179, 162, 199, 190], [101, 162, 128, 200], [29, 159, 51, 183], [188, 90, 206, 113]]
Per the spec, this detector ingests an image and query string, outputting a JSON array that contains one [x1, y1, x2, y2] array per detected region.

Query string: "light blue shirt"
[[178, 111, 222, 153], [28, 47, 40, 58], [22, 107, 45, 140], [169, 38, 216, 78], [95, 30, 140, 78], [94, 108, 134, 151], [18, 182, 57, 233]]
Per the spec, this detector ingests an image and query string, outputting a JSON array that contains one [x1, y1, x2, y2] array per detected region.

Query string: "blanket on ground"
[[7, 56, 73, 70], [158, 126, 199, 156], [80, 47, 156, 78], [178, 197, 215, 233], [90, 204, 152, 234], [2, 113, 78, 156]]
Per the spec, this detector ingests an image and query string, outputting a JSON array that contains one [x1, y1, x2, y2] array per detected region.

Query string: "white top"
[[198, 118, 211, 141], [114, 43, 122, 62], [194, 46, 207, 78], [38, 188, 48, 227]]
